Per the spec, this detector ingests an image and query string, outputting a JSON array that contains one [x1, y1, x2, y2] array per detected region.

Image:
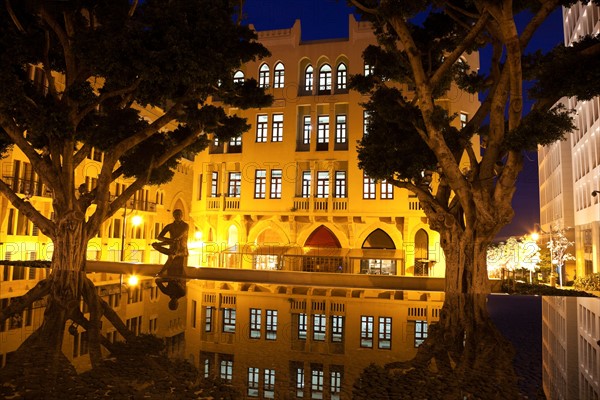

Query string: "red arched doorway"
[[304, 226, 341, 248], [302, 226, 342, 272]]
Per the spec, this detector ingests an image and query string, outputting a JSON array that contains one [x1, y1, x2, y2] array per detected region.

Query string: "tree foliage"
[[348, 0, 597, 294]]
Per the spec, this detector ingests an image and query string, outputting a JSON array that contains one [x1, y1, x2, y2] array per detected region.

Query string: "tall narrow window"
[[273, 62, 285, 88], [311, 367, 324, 399], [302, 171, 312, 198], [254, 170, 266, 199], [304, 65, 314, 92], [220, 358, 233, 382], [381, 180, 394, 199], [336, 62, 347, 90], [233, 70, 244, 84], [460, 112, 468, 128], [210, 171, 219, 197], [223, 308, 236, 333], [256, 114, 268, 142], [316, 171, 329, 198], [302, 116, 312, 144], [364, 63, 374, 76], [335, 115, 347, 144], [259, 63, 270, 88], [205, 306, 213, 332], [264, 369, 276, 398], [331, 315, 344, 342], [248, 367, 259, 397], [363, 174, 376, 199], [334, 171, 346, 198], [330, 369, 342, 400], [415, 320, 428, 347], [378, 317, 392, 349], [298, 313, 308, 340], [313, 314, 326, 341], [295, 367, 305, 397], [228, 172, 241, 197], [271, 114, 283, 142], [250, 308, 261, 338], [317, 115, 329, 149], [197, 174, 203, 200], [266, 309, 278, 340], [363, 111, 371, 136], [319, 64, 332, 93], [360, 315, 374, 348], [270, 169, 282, 199]]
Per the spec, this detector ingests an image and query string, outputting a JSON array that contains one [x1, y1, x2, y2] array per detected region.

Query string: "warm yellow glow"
[[130, 215, 143, 226], [531, 232, 539, 241], [127, 275, 139, 286], [195, 231, 203, 240]]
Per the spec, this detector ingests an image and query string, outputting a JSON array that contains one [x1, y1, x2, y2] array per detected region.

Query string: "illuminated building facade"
[[190, 16, 480, 277], [538, 3, 600, 278]]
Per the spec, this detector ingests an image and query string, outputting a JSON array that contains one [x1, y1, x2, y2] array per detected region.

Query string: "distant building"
[[538, 3, 600, 279], [190, 16, 480, 277]]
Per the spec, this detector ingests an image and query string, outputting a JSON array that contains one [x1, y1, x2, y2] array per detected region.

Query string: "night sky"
[[243, 0, 566, 241]]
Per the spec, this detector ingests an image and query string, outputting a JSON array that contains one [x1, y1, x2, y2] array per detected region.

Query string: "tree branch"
[[0, 179, 55, 238], [0, 278, 50, 325], [349, 0, 378, 14]]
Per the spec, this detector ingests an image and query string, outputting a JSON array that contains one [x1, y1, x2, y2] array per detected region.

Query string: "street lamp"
[[120, 202, 143, 261]]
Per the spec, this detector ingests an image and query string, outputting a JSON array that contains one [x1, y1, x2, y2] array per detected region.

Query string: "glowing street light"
[[120, 203, 143, 262], [127, 275, 139, 286]]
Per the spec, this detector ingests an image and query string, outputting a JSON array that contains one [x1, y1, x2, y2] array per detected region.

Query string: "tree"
[[487, 236, 540, 283], [546, 224, 576, 287], [349, 0, 599, 295], [0, 0, 271, 378]]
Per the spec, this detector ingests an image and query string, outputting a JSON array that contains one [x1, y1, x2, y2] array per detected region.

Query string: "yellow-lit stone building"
[[190, 16, 480, 277]]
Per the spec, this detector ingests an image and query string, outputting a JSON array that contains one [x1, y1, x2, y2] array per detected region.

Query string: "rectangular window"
[[256, 114, 268, 142], [302, 171, 311, 198], [271, 114, 284, 142], [311, 367, 324, 399], [313, 314, 326, 341], [317, 116, 329, 144], [360, 316, 374, 348], [205, 306, 213, 332], [220, 359, 233, 382], [415, 320, 428, 347], [330, 370, 342, 400], [266, 309, 278, 340], [197, 174, 203, 200], [331, 315, 344, 343], [264, 368, 275, 398], [228, 172, 241, 198], [364, 63, 374, 76], [191, 300, 197, 328], [295, 367, 305, 397], [250, 308, 261, 339], [381, 180, 394, 199], [334, 171, 346, 198], [363, 111, 370, 136], [460, 112, 468, 128], [270, 169, 282, 199], [335, 115, 347, 144], [316, 171, 329, 198], [210, 171, 219, 197], [363, 174, 376, 199], [302, 116, 311, 144], [229, 136, 241, 148], [378, 317, 392, 349], [298, 313, 307, 340], [248, 367, 259, 397], [223, 308, 236, 333], [254, 170, 266, 199]]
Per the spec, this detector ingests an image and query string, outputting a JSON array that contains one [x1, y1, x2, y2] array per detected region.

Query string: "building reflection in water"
[[185, 280, 443, 399], [542, 296, 600, 400], [8, 265, 595, 398]]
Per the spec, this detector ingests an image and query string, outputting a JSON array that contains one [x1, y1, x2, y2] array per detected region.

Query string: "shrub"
[[574, 273, 600, 291]]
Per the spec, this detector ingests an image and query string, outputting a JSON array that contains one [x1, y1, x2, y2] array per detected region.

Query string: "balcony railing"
[[207, 196, 222, 211], [2, 176, 52, 198], [224, 197, 240, 211], [292, 197, 348, 213]]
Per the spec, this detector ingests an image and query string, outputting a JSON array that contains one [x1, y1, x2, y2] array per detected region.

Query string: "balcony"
[[292, 197, 348, 213], [224, 197, 240, 211], [207, 196, 222, 211], [2, 176, 52, 198]]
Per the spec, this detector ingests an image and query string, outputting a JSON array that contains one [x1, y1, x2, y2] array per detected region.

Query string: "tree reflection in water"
[[1, 269, 533, 399], [353, 294, 522, 400]]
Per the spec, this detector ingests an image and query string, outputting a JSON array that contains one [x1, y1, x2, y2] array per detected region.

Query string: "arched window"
[[258, 63, 270, 88], [273, 62, 285, 88], [233, 70, 244, 84], [319, 64, 332, 93], [414, 229, 430, 276], [336, 62, 347, 90], [304, 65, 314, 92]]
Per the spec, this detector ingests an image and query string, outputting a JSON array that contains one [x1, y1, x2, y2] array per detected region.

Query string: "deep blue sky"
[[243, 0, 566, 240]]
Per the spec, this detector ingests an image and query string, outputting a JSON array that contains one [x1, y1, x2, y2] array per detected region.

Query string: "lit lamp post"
[[120, 203, 143, 262]]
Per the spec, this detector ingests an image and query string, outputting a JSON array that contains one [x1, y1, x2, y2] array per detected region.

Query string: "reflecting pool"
[[0, 267, 597, 399]]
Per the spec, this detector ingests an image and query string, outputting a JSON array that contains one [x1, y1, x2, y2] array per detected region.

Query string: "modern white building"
[[538, 3, 600, 279]]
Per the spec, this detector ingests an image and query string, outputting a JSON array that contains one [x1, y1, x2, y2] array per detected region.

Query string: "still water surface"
[[0, 269, 595, 399]]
